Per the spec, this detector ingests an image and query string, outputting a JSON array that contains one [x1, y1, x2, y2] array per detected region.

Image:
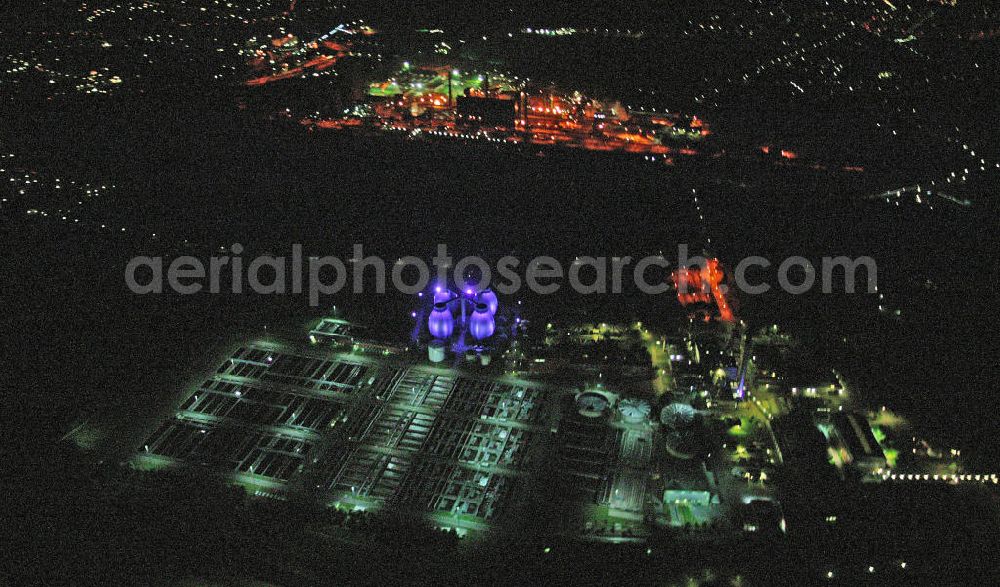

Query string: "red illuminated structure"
[[671, 258, 735, 323]]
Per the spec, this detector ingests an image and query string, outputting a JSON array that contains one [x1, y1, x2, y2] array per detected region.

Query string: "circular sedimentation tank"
[[660, 403, 702, 459], [660, 403, 697, 428], [617, 398, 651, 423], [576, 392, 610, 418]]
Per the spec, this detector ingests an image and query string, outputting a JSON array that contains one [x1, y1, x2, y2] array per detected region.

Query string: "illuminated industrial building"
[[420, 284, 504, 365]]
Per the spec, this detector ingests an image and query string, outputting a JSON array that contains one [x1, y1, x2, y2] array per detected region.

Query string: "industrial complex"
[[13, 1, 1000, 583], [296, 57, 710, 159], [128, 270, 975, 542]]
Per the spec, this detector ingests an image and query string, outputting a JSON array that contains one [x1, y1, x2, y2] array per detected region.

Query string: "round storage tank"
[[428, 339, 446, 363]]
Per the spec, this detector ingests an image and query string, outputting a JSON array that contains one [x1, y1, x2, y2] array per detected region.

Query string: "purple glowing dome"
[[469, 302, 495, 340], [478, 289, 498, 315], [428, 302, 454, 339]]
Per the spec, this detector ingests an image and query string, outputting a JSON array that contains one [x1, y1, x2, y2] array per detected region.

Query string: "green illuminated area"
[[368, 63, 520, 100], [63, 421, 106, 451], [313, 366, 552, 533], [131, 334, 557, 533], [128, 319, 729, 539], [131, 341, 362, 496], [726, 416, 755, 438], [125, 313, 984, 548], [659, 126, 707, 142]]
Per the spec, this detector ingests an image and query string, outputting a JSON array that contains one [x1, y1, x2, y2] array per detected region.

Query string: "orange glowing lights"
[[672, 258, 735, 322]]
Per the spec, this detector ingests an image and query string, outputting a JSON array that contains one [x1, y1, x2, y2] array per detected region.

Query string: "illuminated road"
[[744, 396, 784, 466]]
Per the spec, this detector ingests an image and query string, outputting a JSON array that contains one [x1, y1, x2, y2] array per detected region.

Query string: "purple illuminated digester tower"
[[469, 302, 495, 340], [428, 302, 455, 339], [478, 288, 499, 315]]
